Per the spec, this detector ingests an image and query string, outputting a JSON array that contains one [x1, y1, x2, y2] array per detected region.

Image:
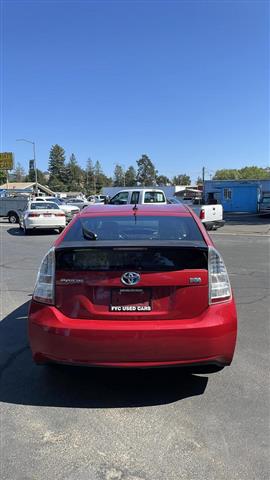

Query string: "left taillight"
[[33, 247, 55, 305]]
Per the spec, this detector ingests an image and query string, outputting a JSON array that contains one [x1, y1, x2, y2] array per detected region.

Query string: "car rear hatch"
[[55, 241, 209, 320]]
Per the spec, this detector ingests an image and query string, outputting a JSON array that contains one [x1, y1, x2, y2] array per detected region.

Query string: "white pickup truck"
[[190, 203, 225, 230], [108, 189, 167, 205], [0, 196, 29, 223]]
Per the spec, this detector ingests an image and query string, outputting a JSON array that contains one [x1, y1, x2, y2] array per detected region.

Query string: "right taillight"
[[33, 248, 55, 304], [208, 247, 231, 304]]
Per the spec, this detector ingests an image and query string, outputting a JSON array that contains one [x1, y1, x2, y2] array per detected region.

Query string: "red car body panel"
[[29, 204, 237, 369]]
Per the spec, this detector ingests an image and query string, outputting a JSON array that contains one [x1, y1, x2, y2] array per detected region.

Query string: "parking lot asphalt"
[[0, 222, 269, 480]]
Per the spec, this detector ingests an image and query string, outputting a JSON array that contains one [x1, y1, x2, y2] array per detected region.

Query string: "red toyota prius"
[[29, 204, 237, 372]]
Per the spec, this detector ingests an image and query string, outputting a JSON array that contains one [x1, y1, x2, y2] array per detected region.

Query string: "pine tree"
[[113, 164, 125, 186], [125, 166, 137, 186], [136, 155, 157, 186], [48, 144, 66, 178], [85, 158, 96, 193]]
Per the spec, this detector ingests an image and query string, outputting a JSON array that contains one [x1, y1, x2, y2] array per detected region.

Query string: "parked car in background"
[[34, 197, 79, 221], [258, 196, 270, 216], [108, 189, 167, 205], [29, 204, 237, 372], [190, 203, 225, 231], [64, 198, 90, 210], [20, 201, 66, 235], [88, 194, 108, 204]]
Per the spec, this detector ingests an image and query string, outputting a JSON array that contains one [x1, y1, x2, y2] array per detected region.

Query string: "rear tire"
[[8, 212, 19, 224]]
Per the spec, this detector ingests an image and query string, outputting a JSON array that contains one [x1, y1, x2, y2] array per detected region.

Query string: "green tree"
[[136, 154, 157, 186], [113, 164, 125, 186], [213, 169, 239, 180], [156, 174, 170, 186], [238, 166, 270, 179], [48, 144, 66, 176], [13, 162, 26, 182], [125, 166, 137, 186], [25, 168, 46, 184], [171, 174, 191, 185], [196, 176, 203, 185], [0, 170, 7, 185], [213, 167, 270, 180], [65, 153, 84, 191], [84, 158, 95, 193]]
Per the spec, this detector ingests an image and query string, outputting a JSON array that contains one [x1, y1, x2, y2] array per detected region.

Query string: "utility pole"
[[202, 166, 206, 204], [16, 138, 38, 195]]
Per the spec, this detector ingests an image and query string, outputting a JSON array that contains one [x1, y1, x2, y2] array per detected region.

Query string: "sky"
[[1, 0, 269, 182]]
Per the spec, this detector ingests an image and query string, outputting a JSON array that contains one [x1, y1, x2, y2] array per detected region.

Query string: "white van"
[[108, 189, 167, 205]]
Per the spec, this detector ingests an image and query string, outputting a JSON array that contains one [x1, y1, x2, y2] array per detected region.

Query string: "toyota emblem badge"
[[121, 272, 141, 286]]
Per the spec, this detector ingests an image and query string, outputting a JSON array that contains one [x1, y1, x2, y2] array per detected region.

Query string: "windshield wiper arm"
[[82, 225, 97, 240]]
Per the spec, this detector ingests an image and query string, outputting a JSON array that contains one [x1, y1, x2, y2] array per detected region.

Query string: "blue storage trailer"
[[203, 180, 270, 213]]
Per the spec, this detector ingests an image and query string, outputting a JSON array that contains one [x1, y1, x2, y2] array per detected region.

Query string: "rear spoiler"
[[57, 240, 208, 251]]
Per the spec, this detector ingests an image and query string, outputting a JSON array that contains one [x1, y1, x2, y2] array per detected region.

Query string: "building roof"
[[0, 182, 55, 195]]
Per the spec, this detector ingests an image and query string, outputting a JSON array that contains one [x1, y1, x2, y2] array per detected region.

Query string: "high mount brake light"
[[208, 247, 231, 304], [33, 248, 55, 305]]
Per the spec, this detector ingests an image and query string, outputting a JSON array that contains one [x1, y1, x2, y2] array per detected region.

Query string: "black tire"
[[58, 227, 64, 233], [8, 212, 19, 224], [24, 227, 31, 235]]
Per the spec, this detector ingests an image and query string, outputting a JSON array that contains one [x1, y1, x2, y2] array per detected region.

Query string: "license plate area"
[[110, 288, 152, 312]]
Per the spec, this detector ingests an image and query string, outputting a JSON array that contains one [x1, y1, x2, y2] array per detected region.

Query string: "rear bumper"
[[29, 301, 237, 368], [204, 220, 225, 230]]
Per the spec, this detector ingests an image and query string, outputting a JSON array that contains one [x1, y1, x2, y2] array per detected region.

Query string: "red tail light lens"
[[55, 213, 66, 217], [28, 213, 40, 217], [200, 209, 205, 220]]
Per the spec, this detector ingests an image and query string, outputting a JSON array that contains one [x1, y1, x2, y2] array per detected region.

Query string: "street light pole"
[[16, 138, 38, 195]]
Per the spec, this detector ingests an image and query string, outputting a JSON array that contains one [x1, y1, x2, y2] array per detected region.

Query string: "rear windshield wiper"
[[82, 225, 97, 241]]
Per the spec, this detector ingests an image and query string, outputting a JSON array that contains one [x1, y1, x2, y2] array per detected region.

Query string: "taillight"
[[28, 213, 40, 218], [33, 248, 55, 305], [208, 247, 231, 304], [200, 209, 205, 220], [55, 213, 65, 217]]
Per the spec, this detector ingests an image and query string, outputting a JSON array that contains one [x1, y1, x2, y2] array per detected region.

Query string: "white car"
[[64, 198, 90, 210], [33, 197, 80, 221], [20, 201, 66, 235]]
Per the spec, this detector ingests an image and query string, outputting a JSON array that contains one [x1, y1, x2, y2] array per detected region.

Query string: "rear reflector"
[[208, 247, 231, 304], [33, 248, 55, 304]]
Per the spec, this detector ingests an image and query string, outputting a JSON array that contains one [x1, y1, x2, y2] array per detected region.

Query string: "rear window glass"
[[30, 203, 59, 210], [144, 191, 165, 203], [63, 215, 204, 242], [56, 247, 207, 271]]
